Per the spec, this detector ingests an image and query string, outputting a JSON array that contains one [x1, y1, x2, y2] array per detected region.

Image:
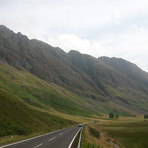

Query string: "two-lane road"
[[1, 125, 82, 148]]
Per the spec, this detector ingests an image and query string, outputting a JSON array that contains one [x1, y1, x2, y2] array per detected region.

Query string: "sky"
[[0, 0, 148, 72]]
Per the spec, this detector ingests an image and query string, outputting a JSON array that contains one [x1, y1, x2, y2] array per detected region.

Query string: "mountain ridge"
[[0, 25, 148, 114]]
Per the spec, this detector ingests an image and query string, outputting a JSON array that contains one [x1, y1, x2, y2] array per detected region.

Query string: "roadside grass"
[[89, 127, 100, 138], [82, 142, 101, 148], [82, 116, 148, 148], [82, 125, 103, 148], [103, 121, 148, 148]]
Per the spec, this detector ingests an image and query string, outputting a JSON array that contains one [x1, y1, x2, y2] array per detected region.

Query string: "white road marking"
[[77, 129, 83, 148], [34, 143, 43, 148], [0, 133, 53, 148], [48, 136, 56, 141], [68, 128, 82, 148], [59, 133, 63, 135], [0, 126, 77, 148], [0, 126, 76, 148]]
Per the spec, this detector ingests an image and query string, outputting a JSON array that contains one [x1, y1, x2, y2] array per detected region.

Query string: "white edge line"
[[68, 127, 82, 148], [77, 128, 83, 148], [34, 143, 43, 148], [0, 132, 53, 148], [0, 125, 77, 148]]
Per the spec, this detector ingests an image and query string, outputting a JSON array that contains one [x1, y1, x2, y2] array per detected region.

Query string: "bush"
[[109, 112, 119, 119], [115, 113, 119, 119], [89, 127, 100, 138], [109, 112, 114, 118], [144, 115, 148, 119]]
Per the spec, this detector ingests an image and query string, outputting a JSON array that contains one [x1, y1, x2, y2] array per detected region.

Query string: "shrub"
[[115, 113, 119, 119], [89, 127, 100, 138], [109, 112, 114, 118]]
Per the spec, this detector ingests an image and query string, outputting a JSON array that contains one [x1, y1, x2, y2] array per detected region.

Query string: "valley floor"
[[82, 115, 148, 148]]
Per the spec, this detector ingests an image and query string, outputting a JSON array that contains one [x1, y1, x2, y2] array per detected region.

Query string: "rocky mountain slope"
[[0, 25, 148, 115]]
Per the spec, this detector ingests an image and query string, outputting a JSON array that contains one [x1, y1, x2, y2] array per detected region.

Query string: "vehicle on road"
[[78, 124, 83, 127]]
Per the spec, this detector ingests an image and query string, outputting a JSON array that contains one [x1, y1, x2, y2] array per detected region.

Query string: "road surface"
[[1, 125, 82, 148]]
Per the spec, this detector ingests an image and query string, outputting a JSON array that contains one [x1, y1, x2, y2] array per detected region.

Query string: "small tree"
[[109, 112, 114, 118], [115, 113, 119, 119], [144, 115, 148, 119]]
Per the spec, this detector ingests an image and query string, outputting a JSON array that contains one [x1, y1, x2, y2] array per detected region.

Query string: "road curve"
[[1, 125, 82, 148]]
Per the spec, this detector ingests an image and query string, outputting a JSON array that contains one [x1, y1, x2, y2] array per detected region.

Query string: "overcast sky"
[[0, 0, 148, 72]]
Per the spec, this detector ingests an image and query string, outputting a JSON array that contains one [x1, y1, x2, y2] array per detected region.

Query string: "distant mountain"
[[99, 56, 148, 87], [0, 25, 148, 115]]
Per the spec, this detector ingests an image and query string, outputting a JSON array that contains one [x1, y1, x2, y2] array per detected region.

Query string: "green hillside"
[[0, 61, 94, 115], [0, 89, 74, 137], [0, 61, 95, 144], [0, 57, 141, 144]]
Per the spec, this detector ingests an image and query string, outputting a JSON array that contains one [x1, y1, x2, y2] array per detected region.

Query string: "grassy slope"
[[0, 88, 76, 145], [0, 62, 96, 145], [0, 62, 94, 116], [0, 89, 74, 136]]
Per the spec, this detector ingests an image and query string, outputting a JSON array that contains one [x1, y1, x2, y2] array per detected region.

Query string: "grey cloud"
[[0, 0, 148, 71]]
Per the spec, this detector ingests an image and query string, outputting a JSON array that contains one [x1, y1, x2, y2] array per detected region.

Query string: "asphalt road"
[[1, 125, 82, 148]]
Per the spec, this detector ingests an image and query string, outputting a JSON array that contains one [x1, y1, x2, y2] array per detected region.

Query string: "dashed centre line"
[[58, 133, 63, 136], [48, 136, 56, 142], [34, 143, 43, 148]]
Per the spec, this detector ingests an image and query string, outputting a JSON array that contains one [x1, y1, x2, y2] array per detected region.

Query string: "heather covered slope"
[[0, 61, 95, 116], [69, 51, 148, 113], [0, 60, 94, 141], [0, 62, 77, 139], [0, 25, 148, 114]]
